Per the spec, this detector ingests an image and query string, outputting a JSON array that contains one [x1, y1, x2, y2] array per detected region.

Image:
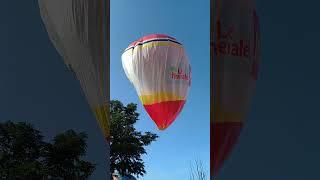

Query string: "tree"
[[0, 121, 95, 179], [0, 121, 46, 179], [189, 159, 208, 180], [110, 100, 158, 178], [43, 130, 95, 179]]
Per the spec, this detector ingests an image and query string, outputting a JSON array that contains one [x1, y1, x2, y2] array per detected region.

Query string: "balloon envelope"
[[211, 0, 260, 175], [38, 0, 110, 139], [121, 34, 191, 130]]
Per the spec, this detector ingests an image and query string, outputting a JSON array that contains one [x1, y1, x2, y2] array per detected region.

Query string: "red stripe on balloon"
[[143, 100, 185, 130], [212, 122, 243, 174]]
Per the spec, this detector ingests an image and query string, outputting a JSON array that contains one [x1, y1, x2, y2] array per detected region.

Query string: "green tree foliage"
[[0, 121, 46, 179], [0, 121, 95, 179], [43, 130, 95, 179], [110, 100, 158, 178]]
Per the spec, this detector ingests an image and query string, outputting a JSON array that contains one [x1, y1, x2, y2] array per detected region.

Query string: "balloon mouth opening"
[[158, 125, 168, 131]]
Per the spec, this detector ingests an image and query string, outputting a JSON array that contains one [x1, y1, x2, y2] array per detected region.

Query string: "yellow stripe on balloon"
[[93, 105, 110, 139], [139, 92, 185, 105]]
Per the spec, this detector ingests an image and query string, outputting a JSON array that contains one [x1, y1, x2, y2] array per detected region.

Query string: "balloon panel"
[[38, 0, 110, 139], [122, 34, 191, 130]]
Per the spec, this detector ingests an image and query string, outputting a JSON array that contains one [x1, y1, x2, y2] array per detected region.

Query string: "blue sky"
[[110, 0, 210, 179]]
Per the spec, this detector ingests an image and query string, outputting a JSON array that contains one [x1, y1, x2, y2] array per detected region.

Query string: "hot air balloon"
[[211, 0, 260, 175], [38, 0, 110, 173], [121, 34, 191, 130]]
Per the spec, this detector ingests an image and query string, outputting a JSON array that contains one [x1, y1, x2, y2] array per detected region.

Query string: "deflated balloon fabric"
[[38, 0, 110, 140]]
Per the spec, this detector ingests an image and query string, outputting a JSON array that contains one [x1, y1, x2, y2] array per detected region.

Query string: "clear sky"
[[110, 0, 210, 179], [2, 0, 320, 180]]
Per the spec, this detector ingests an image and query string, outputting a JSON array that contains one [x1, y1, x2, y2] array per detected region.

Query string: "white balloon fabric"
[[38, 0, 110, 140], [122, 34, 191, 130]]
